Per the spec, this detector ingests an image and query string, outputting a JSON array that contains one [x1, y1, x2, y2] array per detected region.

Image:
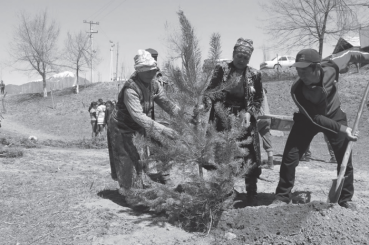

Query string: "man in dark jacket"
[[271, 49, 358, 210]]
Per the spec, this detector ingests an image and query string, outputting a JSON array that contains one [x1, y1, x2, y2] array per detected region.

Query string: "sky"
[[0, 0, 337, 85]]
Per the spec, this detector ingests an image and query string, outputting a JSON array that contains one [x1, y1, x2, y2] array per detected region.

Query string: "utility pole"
[[116, 42, 119, 81], [109, 41, 115, 81], [83, 20, 99, 83]]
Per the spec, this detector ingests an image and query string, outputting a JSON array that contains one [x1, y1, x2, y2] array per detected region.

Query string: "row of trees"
[[9, 10, 99, 97]]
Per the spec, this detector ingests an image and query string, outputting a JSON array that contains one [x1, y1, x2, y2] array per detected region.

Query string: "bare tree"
[[10, 10, 60, 97], [62, 31, 91, 94], [262, 0, 369, 56]]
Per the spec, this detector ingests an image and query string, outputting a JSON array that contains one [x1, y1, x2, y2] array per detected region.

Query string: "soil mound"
[[216, 201, 369, 244]]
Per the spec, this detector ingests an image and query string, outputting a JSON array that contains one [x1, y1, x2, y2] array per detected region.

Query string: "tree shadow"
[[230, 190, 312, 208], [97, 189, 174, 228], [232, 191, 276, 209], [97, 189, 127, 207]]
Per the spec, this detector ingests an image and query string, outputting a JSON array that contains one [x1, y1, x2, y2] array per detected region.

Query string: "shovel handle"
[[337, 80, 369, 181]]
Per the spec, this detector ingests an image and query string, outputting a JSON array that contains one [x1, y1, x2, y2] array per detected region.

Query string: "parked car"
[[260, 55, 296, 70]]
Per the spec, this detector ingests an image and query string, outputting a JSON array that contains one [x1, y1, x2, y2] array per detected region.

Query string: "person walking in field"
[[202, 38, 264, 206], [96, 99, 106, 136], [107, 49, 179, 193], [88, 101, 98, 138], [271, 49, 365, 210]]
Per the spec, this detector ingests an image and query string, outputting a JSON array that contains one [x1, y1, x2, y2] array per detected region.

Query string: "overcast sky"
[[0, 0, 337, 85]]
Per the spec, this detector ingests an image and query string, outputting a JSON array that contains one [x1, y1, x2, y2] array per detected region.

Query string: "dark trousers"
[[275, 110, 354, 204]]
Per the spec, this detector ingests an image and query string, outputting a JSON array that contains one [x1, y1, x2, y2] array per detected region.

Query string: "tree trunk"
[[75, 70, 79, 94], [318, 37, 324, 57], [42, 74, 47, 97]]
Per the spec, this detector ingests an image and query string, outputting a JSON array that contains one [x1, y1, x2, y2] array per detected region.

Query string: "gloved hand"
[[162, 127, 178, 140]]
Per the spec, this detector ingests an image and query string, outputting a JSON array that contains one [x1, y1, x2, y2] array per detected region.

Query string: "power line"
[[98, 0, 128, 22], [86, 0, 115, 20]]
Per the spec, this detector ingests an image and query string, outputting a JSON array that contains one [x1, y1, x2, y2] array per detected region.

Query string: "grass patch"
[[0, 146, 24, 158], [41, 136, 107, 149], [0, 136, 39, 148]]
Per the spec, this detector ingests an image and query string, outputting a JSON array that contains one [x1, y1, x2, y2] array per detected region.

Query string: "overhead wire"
[[98, 0, 128, 22], [85, 0, 116, 20]]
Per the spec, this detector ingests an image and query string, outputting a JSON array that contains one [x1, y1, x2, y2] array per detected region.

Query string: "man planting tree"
[[271, 49, 369, 210]]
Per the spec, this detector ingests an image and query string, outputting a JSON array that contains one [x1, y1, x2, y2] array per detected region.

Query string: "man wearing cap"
[[108, 49, 179, 194], [203, 38, 264, 206], [271, 48, 360, 210]]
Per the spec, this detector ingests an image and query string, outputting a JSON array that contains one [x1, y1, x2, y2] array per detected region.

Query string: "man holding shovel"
[[271, 49, 359, 210]]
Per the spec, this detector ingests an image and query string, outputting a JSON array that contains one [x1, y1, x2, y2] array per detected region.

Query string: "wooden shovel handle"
[[337, 80, 369, 180]]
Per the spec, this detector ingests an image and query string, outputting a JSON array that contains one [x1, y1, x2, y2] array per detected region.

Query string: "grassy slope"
[[5, 82, 120, 140]]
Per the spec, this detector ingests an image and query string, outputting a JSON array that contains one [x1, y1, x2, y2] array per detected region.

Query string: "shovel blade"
[[327, 177, 346, 203]]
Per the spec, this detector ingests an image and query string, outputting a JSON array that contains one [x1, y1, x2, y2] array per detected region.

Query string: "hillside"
[[3, 82, 120, 140]]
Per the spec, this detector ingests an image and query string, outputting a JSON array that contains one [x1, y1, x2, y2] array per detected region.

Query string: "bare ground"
[[2, 72, 369, 244], [2, 114, 369, 245]]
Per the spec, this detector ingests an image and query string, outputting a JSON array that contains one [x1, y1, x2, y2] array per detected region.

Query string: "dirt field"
[[1, 71, 369, 244]]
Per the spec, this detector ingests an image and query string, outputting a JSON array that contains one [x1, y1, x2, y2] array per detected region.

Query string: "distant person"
[[107, 49, 179, 193], [88, 101, 98, 138], [0, 80, 5, 95], [96, 99, 106, 136]]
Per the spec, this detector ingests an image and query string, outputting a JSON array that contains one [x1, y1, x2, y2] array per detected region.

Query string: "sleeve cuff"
[[339, 125, 348, 133]]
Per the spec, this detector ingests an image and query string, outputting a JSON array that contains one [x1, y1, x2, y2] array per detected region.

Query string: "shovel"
[[327, 80, 369, 203]]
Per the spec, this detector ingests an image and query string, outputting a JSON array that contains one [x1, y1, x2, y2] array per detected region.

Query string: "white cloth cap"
[[134, 49, 158, 72]]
